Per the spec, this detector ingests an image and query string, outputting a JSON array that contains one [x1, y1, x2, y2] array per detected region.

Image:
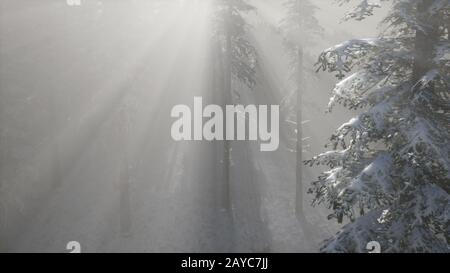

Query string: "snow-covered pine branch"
[[309, 0, 450, 252]]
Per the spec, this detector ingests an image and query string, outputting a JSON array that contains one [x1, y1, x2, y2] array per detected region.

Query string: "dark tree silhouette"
[[212, 0, 258, 212], [280, 0, 322, 245]]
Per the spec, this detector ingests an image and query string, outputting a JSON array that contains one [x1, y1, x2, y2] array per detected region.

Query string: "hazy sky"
[[316, 0, 390, 37], [252, 0, 387, 38]]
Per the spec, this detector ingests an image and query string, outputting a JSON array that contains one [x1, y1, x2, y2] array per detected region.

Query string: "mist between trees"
[[0, 0, 448, 253]]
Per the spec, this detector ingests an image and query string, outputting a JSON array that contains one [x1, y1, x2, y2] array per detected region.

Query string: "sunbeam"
[[1, 0, 448, 256]]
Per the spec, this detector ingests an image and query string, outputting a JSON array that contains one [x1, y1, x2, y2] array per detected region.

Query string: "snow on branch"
[[347, 153, 395, 199], [398, 116, 450, 177], [322, 181, 449, 252], [316, 39, 379, 79]]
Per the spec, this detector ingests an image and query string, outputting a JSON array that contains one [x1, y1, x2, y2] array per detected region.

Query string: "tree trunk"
[[412, 0, 439, 84], [119, 156, 131, 237], [295, 0, 315, 249], [49, 93, 63, 190], [119, 106, 132, 237], [220, 5, 233, 213], [295, 46, 304, 220]]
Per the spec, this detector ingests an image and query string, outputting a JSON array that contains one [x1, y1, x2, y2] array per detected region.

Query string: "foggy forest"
[[0, 0, 449, 253]]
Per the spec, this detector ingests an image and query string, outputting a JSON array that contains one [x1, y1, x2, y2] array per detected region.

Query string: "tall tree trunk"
[[50, 93, 63, 190], [0, 94, 9, 251], [412, 0, 438, 84], [295, 46, 304, 220], [295, 0, 315, 249], [220, 5, 233, 213], [119, 155, 131, 237], [119, 106, 132, 237], [0, 125, 9, 203]]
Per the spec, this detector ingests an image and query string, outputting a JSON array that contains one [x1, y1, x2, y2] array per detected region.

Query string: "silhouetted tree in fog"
[[117, 96, 134, 238], [279, 0, 322, 242], [309, 0, 449, 252], [212, 0, 258, 212]]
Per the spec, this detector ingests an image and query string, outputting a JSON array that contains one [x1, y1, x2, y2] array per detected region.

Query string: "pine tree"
[[309, 0, 450, 252], [212, 0, 258, 212], [279, 0, 322, 238], [49, 92, 63, 190]]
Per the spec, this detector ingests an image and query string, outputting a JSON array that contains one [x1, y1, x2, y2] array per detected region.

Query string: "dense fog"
[[1, 0, 448, 253]]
